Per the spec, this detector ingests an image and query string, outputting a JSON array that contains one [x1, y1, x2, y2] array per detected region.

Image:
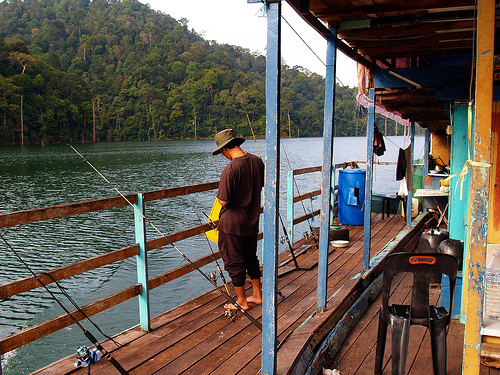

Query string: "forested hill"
[[0, 0, 362, 145]]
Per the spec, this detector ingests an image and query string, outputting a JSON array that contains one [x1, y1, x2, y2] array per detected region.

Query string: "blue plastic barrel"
[[338, 169, 366, 225]]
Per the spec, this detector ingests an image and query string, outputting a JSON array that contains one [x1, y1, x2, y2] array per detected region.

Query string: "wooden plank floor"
[[327, 265, 500, 375], [33, 213, 416, 375]]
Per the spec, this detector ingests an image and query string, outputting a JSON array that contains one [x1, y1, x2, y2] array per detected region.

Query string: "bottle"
[[485, 249, 500, 320]]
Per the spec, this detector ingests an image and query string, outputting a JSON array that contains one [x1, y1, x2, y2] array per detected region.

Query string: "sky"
[[143, 0, 359, 88]]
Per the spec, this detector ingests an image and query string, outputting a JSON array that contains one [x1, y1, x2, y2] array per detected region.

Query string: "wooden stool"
[[382, 194, 407, 219]]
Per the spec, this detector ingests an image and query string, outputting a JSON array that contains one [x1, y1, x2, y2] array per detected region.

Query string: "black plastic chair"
[[374, 252, 458, 375]]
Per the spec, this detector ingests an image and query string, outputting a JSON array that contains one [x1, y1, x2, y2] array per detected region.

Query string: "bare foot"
[[224, 302, 249, 311], [247, 296, 262, 305]]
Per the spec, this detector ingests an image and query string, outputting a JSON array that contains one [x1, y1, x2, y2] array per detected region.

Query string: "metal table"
[[414, 188, 449, 226]]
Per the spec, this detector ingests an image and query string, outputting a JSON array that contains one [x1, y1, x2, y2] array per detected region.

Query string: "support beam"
[[463, 0, 494, 373], [317, 25, 337, 313], [363, 88, 375, 270], [262, 1, 281, 374], [134, 193, 150, 332], [407, 122, 415, 227]]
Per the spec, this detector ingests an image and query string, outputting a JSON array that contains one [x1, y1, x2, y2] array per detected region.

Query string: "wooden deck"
[[33, 212, 444, 375], [329, 274, 500, 375], [328, 267, 466, 374]]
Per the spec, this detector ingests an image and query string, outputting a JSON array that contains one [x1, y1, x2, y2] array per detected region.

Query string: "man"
[[213, 128, 264, 311]]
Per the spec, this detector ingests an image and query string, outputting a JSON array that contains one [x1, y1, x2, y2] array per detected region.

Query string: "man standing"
[[213, 129, 264, 311]]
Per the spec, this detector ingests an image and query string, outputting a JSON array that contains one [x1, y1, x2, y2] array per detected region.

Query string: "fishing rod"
[[280, 140, 319, 248], [202, 211, 285, 299], [245, 113, 304, 264], [278, 213, 299, 270], [195, 212, 238, 321], [68, 144, 262, 331], [0, 232, 128, 375]]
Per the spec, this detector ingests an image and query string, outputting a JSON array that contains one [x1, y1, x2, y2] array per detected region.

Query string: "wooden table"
[[414, 188, 449, 226]]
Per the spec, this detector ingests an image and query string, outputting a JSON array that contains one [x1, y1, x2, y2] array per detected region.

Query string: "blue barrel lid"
[[339, 168, 366, 174]]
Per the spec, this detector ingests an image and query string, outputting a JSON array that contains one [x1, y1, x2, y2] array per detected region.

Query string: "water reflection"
[[0, 137, 422, 374]]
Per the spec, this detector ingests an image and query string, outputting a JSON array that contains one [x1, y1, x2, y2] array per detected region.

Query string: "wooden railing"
[[0, 170, 327, 355]]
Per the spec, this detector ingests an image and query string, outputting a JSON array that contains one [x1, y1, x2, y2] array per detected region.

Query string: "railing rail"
[[0, 174, 322, 355]]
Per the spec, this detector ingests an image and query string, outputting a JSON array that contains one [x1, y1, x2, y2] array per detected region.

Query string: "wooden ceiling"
[[286, 0, 497, 132]]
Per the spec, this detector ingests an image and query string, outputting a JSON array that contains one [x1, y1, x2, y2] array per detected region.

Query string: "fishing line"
[[281, 15, 357, 102], [196, 211, 231, 296], [244, 113, 303, 263], [201, 211, 285, 299], [0, 232, 128, 375], [42, 272, 123, 348], [68, 144, 262, 331]]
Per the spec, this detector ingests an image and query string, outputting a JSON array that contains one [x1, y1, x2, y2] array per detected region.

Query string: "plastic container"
[[485, 249, 500, 320], [338, 169, 365, 225], [411, 197, 419, 218]]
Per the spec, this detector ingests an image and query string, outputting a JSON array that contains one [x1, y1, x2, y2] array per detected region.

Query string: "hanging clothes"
[[396, 147, 406, 181], [396, 146, 412, 195], [373, 125, 386, 156]]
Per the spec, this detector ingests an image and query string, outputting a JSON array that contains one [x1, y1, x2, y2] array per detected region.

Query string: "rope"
[[441, 159, 491, 200]]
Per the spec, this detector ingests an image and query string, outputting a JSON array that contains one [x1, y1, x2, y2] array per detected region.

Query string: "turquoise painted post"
[[317, 25, 337, 312], [407, 122, 415, 227], [449, 103, 471, 242], [134, 193, 151, 331], [262, 1, 281, 373], [363, 88, 375, 270], [287, 169, 294, 246]]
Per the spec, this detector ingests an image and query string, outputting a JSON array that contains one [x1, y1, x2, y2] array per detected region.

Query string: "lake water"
[[0, 136, 423, 374]]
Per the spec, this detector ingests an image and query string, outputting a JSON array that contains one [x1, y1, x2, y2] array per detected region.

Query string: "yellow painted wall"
[[430, 133, 451, 168], [488, 102, 500, 243]]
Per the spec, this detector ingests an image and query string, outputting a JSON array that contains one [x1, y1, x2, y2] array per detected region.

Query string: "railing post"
[[287, 169, 294, 246], [134, 193, 151, 331], [363, 88, 375, 270], [262, 1, 281, 373]]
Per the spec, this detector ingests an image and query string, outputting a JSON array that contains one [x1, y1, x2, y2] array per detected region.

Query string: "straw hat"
[[212, 129, 245, 155]]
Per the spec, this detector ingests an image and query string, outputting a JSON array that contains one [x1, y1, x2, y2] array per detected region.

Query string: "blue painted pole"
[[287, 169, 294, 246], [134, 193, 151, 331], [262, 1, 281, 374], [317, 26, 337, 312], [407, 121, 415, 227], [363, 88, 375, 270], [424, 128, 430, 179]]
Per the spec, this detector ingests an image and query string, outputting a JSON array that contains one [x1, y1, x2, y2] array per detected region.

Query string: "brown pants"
[[218, 231, 261, 287]]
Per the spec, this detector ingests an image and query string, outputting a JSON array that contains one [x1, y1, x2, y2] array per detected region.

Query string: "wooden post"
[[92, 99, 96, 143], [262, 1, 281, 373], [20, 95, 23, 146], [317, 25, 337, 312], [407, 121, 415, 227], [463, 0, 494, 372], [287, 169, 294, 246], [134, 193, 151, 331], [363, 88, 375, 269]]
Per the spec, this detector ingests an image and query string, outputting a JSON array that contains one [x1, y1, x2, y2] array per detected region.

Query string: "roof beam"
[[310, 0, 475, 20], [286, 0, 372, 67]]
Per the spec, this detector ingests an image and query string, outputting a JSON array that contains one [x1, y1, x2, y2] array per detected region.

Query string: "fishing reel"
[[279, 235, 286, 245], [74, 346, 102, 374], [208, 271, 218, 284], [224, 308, 238, 322]]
